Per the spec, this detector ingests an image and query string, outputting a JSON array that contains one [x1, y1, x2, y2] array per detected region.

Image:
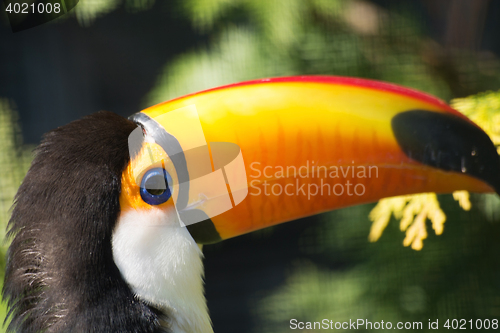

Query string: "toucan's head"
[[4, 76, 500, 333]]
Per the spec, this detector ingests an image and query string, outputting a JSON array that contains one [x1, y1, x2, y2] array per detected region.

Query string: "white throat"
[[112, 209, 212, 333]]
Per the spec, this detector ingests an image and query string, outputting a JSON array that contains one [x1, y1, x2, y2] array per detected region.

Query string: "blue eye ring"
[[140, 168, 173, 205]]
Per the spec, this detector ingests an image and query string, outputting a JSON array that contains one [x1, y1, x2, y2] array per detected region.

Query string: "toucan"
[[3, 76, 500, 333]]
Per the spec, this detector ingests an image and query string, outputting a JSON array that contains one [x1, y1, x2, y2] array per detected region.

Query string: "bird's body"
[[3, 76, 500, 332]]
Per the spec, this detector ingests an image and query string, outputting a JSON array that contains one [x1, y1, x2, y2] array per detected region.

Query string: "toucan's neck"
[[112, 209, 212, 333]]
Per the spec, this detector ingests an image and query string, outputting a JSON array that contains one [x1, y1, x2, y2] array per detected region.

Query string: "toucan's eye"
[[140, 168, 173, 205]]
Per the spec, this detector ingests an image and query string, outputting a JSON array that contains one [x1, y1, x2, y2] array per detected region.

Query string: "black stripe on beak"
[[392, 109, 500, 194]]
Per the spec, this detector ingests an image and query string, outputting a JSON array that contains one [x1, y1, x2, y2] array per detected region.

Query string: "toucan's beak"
[[131, 76, 500, 244]]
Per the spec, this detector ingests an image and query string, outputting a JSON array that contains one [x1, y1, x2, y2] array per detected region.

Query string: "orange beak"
[[129, 76, 500, 244]]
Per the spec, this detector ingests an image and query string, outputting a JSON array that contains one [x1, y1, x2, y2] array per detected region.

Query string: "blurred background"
[[2, 0, 500, 332]]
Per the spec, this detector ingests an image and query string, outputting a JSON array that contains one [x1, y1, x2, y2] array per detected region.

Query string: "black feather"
[[3, 111, 168, 333]]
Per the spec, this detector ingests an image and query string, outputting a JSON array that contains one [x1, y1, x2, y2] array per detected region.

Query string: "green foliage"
[[0, 100, 34, 331], [252, 196, 500, 332], [73, 0, 155, 26], [148, 0, 481, 105]]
